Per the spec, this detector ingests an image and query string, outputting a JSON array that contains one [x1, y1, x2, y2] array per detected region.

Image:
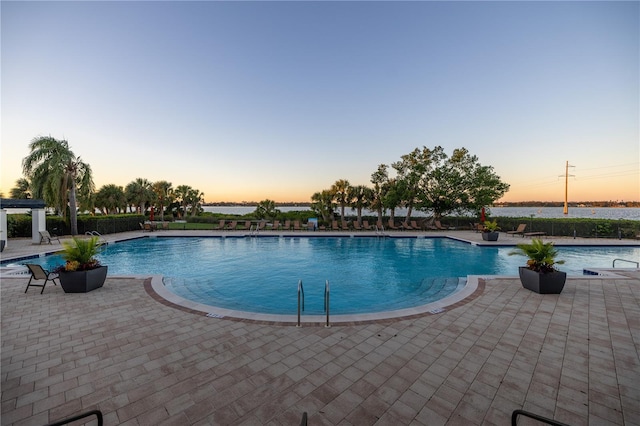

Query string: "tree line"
[[7, 136, 509, 234]]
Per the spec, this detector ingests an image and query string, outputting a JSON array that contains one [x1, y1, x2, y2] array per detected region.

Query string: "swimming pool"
[[15, 236, 640, 316]]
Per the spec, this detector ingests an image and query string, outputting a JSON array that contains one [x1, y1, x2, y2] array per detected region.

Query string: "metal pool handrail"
[[296, 280, 304, 327], [613, 258, 639, 268], [324, 280, 331, 328]]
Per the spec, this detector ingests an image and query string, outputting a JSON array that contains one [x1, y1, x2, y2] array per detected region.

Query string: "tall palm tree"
[[331, 179, 352, 223], [174, 185, 192, 219], [22, 136, 94, 235], [152, 181, 173, 221], [9, 178, 31, 199], [370, 164, 389, 225], [186, 189, 204, 216], [311, 190, 335, 224], [348, 185, 372, 226]]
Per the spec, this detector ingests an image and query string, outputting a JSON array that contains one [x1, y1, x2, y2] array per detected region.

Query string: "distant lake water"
[[204, 206, 640, 221]]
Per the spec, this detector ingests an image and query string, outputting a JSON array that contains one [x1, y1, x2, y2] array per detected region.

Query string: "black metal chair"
[[25, 264, 59, 294]]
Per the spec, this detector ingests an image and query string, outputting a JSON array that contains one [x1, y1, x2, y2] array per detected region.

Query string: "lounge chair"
[[293, 220, 302, 231], [282, 220, 291, 231], [215, 220, 226, 230], [387, 220, 399, 230], [353, 221, 362, 231], [341, 221, 350, 231], [39, 230, 60, 244], [401, 222, 414, 230], [332, 221, 340, 231], [411, 220, 420, 230], [25, 264, 59, 294], [143, 223, 154, 232], [257, 221, 267, 231], [237, 221, 251, 231], [306, 221, 315, 231], [225, 221, 237, 230], [507, 224, 527, 237], [362, 221, 372, 231], [272, 220, 280, 230]]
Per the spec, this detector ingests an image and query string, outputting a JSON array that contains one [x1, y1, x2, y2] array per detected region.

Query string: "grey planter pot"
[[482, 231, 499, 241], [518, 266, 566, 294], [59, 266, 108, 293]]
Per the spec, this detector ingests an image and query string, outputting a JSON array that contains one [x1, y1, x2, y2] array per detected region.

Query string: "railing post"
[[324, 280, 330, 328], [296, 280, 303, 327]]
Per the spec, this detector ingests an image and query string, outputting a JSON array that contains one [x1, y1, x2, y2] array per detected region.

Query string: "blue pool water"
[[16, 237, 640, 315]]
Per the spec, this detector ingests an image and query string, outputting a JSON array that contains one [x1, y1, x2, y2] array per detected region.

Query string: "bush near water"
[[5, 212, 640, 240]]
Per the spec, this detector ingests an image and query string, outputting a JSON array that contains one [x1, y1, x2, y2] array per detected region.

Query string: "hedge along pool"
[[15, 237, 640, 316]]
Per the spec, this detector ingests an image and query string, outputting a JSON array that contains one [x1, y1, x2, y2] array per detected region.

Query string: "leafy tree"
[[9, 178, 31, 199], [311, 190, 335, 224], [152, 181, 173, 221], [416, 147, 509, 219], [95, 184, 126, 215], [330, 179, 352, 223], [255, 199, 280, 220], [125, 178, 154, 214], [392, 147, 439, 223], [22, 136, 94, 235], [348, 185, 372, 226]]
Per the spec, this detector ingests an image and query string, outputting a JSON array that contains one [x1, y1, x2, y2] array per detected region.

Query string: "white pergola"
[[0, 199, 48, 247]]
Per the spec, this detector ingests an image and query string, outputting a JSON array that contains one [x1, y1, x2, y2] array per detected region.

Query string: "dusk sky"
[[1, 1, 638, 203]]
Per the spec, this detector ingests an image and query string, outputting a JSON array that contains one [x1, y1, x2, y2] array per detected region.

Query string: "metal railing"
[[375, 224, 385, 236], [85, 230, 107, 245], [613, 258, 639, 268], [296, 280, 304, 327], [511, 409, 569, 426], [324, 280, 331, 328], [46, 409, 103, 426]]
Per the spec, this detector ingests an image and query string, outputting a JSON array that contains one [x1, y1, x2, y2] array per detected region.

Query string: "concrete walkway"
[[1, 231, 639, 425]]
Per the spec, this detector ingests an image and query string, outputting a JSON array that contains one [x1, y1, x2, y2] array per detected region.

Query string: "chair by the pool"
[[39, 230, 60, 244], [282, 220, 291, 231], [411, 220, 420, 230], [387, 219, 399, 230], [272, 220, 280, 230], [362, 220, 372, 231], [353, 221, 362, 231], [332, 221, 340, 231], [237, 221, 251, 231], [401, 221, 414, 230], [25, 264, 59, 294], [507, 224, 527, 236], [341, 221, 350, 231], [225, 221, 237, 230], [215, 220, 226, 230], [293, 220, 302, 231]]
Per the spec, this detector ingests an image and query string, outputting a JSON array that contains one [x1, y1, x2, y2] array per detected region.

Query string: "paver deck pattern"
[[1, 232, 639, 425]]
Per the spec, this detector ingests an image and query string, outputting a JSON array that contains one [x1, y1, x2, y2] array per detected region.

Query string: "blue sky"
[[2, 1, 638, 203]]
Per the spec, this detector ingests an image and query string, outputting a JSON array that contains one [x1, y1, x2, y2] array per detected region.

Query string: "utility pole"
[[560, 161, 575, 215]]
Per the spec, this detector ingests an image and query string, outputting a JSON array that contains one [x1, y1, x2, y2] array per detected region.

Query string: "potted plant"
[[481, 219, 500, 241], [509, 238, 566, 294], [55, 236, 107, 293]]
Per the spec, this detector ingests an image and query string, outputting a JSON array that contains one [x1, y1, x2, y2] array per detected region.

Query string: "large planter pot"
[[0, 240, 5, 252], [518, 266, 566, 294], [58, 266, 108, 293], [482, 231, 499, 241]]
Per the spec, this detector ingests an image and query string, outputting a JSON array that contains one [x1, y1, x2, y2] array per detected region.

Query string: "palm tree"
[[370, 164, 389, 225], [9, 178, 31, 199], [186, 189, 204, 216], [95, 184, 126, 215], [348, 185, 372, 226], [152, 181, 173, 221], [174, 185, 192, 219], [311, 190, 335, 224], [331, 179, 352, 223], [22, 136, 94, 235], [125, 178, 154, 214]]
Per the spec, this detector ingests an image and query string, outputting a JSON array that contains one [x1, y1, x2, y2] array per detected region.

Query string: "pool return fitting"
[[296, 279, 331, 328]]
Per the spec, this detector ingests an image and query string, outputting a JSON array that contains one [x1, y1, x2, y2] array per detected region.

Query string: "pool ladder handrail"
[[296, 279, 330, 328], [296, 280, 304, 327], [85, 231, 107, 246], [324, 280, 330, 328], [249, 224, 259, 236], [375, 224, 386, 236], [612, 258, 639, 268]]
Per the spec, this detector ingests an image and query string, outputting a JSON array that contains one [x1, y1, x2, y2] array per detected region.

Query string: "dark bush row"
[[6, 214, 146, 238]]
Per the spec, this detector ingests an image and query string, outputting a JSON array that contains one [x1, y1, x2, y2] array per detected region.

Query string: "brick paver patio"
[[2, 267, 639, 425]]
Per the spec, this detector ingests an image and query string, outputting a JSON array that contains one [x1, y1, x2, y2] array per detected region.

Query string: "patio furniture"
[[39, 230, 60, 244], [25, 264, 59, 294]]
